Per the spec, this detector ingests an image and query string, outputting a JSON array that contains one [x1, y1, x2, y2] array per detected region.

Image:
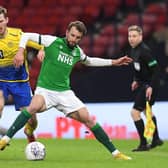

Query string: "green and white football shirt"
[[37, 36, 86, 91]]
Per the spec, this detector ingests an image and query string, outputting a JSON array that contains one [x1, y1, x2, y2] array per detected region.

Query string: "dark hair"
[[67, 21, 87, 36], [128, 25, 142, 34], [0, 6, 7, 18]]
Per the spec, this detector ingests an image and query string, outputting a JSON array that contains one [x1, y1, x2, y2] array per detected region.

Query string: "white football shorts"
[[35, 87, 85, 115]]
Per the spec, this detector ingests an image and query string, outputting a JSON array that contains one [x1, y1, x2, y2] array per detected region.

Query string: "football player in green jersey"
[[0, 21, 132, 160]]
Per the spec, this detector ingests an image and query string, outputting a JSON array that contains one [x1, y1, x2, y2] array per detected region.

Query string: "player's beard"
[[66, 39, 76, 49]]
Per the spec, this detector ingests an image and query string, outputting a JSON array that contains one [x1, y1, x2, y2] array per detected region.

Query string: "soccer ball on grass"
[[25, 141, 46, 161]]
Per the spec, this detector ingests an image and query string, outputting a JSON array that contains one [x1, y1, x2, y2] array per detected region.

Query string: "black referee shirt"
[[130, 42, 160, 88]]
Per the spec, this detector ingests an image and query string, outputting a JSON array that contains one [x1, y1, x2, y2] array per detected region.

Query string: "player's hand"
[[146, 86, 153, 101], [131, 81, 138, 91], [112, 56, 132, 66], [14, 47, 25, 68], [37, 49, 45, 62]]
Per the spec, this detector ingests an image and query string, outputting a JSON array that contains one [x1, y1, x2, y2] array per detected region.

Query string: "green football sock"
[[7, 109, 32, 138], [91, 123, 116, 153]]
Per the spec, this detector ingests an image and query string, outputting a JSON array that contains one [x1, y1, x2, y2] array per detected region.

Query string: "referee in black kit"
[[128, 25, 163, 152]]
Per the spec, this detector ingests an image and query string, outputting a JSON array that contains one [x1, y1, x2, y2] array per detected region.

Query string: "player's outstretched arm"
[[83, 56, 132, 67], [111, 56, 133, 66]]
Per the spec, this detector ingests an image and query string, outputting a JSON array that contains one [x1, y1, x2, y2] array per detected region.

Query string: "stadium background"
[[1, 0, 167, 103], [0, 0, 168, 140]]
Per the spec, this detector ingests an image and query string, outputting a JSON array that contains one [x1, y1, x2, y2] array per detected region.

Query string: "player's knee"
[[84, 119, 96, 128], [27, 105, 39, 115], [131, 108, 141, 120], [0, 92, 4, 113], [0, 90, 3, 96]]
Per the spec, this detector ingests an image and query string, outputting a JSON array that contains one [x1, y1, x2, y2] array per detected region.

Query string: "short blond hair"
[[128, 25, 142, 34]]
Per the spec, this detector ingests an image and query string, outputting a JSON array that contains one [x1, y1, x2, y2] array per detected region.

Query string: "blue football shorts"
[[0, 81, 32, 110]]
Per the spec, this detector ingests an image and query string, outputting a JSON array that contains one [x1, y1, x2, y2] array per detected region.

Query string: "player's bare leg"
[[0, 126, 7, 136]]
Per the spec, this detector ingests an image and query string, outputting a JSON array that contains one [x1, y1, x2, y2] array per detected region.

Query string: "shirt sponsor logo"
[[57, 51, 73, 65]]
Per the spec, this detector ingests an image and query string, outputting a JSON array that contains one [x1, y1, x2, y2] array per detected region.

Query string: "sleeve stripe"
[[82, 55, 87, 62], [148, 60, 157, 67]]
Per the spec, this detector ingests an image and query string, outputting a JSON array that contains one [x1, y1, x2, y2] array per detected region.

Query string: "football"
[[25, 141, 46, 161]]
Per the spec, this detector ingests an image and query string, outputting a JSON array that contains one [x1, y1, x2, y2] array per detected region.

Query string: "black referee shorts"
[[133, 84, 158, 112]]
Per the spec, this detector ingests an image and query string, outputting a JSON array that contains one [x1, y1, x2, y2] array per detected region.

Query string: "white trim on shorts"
[[35, 87, 85, 115]]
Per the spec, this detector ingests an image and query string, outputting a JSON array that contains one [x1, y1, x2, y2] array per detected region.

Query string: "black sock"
[[152, 116, 160, 141], [134, 119, 147, 145]]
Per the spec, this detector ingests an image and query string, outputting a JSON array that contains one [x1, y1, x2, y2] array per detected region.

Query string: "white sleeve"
[[78, 47, 87, 61], [19, 32, 57, 48], [82, 56, 112, 67]]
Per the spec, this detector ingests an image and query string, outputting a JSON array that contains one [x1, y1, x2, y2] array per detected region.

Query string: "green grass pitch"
[[0, 139, 167, 168]]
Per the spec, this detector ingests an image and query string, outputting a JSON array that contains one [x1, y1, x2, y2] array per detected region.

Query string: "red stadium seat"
[[124, 13, 141, 25], [142, 14, 157, 25], [8, 0, 25, 9], [125, 0, 138, 8], [92, 35, 109, 57], [22, 8, 36, 18], [80, 35, 92, 55], [69, 6, 83, 18], [58, 0, 74, 7], [80, 36, 91, 47], [106, 37, 115, 56], [7, 8, 21, 27], [117, 24, 128, 38], [142, 25, 151, 38], [0, 0, 7, 7], [104, 0, 122, 7], [145, 3, 167, 15], [92, 45, 106, 58], [100, 25, 115, 37], [88, 0, 103, 6], [157, 14, 167, 25], [27, 0, 42, 7], [103, 6, 118, 18], [117, 35, 127, 50], [70, 0, 88, 6], [83, 5, 100, 24]]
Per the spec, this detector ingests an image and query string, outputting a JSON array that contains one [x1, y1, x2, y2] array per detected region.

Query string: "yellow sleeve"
[[26, 40, 44, 50]]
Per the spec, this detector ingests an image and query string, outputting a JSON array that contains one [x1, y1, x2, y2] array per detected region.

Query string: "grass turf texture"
[[0, 139, 167, 168]]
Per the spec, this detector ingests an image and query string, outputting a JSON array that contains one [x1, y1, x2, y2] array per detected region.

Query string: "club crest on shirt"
[[7, 41, 14, 48], [59, 45, 63, 49], [72, 50, 76, 56], [134, 62, 140, 71]]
